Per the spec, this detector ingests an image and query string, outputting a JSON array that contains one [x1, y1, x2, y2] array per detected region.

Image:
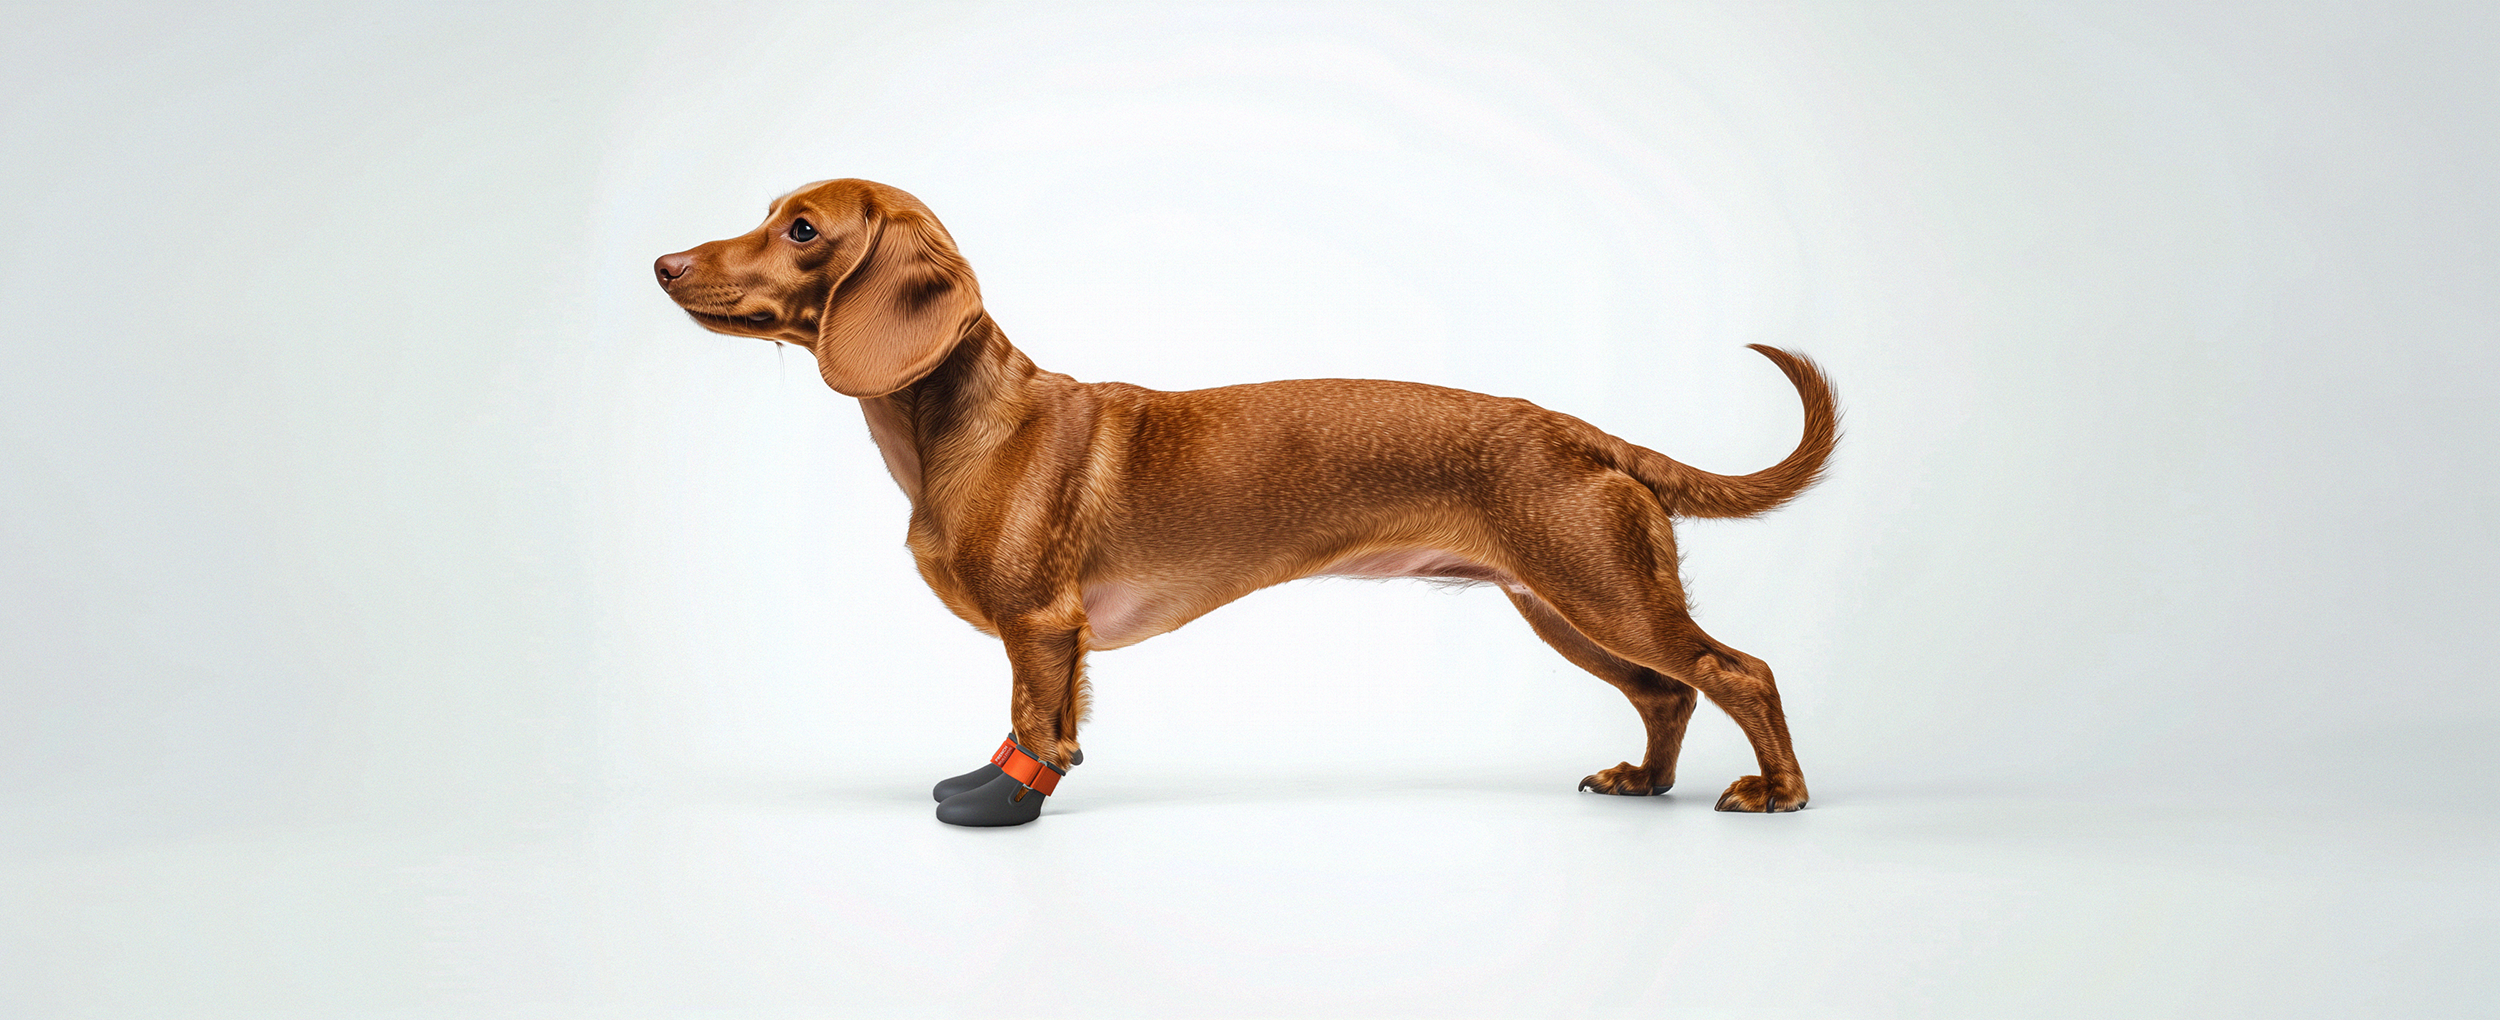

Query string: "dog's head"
[[654, 179, 984, 397]]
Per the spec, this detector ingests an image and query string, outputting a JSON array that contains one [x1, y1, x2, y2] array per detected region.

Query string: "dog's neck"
[[855, 313, 1044, 506]]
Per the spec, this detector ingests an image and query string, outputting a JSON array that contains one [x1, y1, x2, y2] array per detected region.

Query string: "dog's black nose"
[[654, 252, 695, 287]]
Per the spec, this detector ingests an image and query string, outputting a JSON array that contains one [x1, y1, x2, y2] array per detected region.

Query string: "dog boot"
[[932, 763, 1004, 802], [934, 736, 1071, 826], [932, 736, 1077, 801], [935, 772, 1050, 826]]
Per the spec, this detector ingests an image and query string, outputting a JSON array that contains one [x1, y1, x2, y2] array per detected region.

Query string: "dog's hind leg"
[[1556, 607, 1807, 811], [1563, 611, 1807, 811], [1508, 478, 1809, 812], [1663, 633, 1806, 812], [1507, 590, 1698, 796]]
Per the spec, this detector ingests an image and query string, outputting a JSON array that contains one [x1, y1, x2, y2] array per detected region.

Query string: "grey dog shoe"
[[935, 772, 1049, 827], [931, 738, 1078, 826], [932, 763, 1005, 802]]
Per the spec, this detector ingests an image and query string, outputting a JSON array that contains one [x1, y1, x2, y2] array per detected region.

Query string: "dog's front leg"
[[933, 597, 1089, 827], [998, 604, 1089, 770]]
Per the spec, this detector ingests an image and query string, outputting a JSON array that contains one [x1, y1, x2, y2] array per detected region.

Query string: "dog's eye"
[[789, 218, 817, 243]]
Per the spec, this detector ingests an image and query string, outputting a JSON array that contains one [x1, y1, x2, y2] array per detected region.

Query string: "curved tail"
[[1614, 344, 1839, 519]]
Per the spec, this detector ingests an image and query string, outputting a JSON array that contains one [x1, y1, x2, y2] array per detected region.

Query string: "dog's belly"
[[1080, 580, 1173, 650], [1317, 548, 1529, 592], [1080, 548, 1526, 650]]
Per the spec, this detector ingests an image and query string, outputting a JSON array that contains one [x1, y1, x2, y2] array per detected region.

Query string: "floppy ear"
[[815, 207, 983, 398]]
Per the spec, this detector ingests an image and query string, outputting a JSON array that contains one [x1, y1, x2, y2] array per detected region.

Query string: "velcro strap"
[[989, 736, 1065, 796]]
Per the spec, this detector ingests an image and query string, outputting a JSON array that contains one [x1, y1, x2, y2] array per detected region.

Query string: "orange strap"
[[990, 737, 1066, 796]]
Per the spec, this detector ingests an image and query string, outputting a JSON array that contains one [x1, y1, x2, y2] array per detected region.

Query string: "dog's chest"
[[906, 540, 996, 636], [859, 397, 924, 501]]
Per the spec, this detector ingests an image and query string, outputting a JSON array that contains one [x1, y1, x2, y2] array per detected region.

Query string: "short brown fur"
[[655, 179, 1838, 811]]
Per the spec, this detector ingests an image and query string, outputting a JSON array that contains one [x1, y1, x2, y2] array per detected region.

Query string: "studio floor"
[[5, 766, 2485, 1019]]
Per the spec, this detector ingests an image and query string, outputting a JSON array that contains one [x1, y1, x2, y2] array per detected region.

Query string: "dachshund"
[[655, 179, 1838, 825]]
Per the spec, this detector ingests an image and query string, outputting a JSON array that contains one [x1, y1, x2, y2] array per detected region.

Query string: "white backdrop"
[[4, 3, 2494, 1017]]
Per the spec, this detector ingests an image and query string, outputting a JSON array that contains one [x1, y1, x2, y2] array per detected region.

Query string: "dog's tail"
[[1614, 345, 1839, 520]]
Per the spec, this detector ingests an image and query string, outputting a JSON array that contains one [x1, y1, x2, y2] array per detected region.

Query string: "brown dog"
[[656, 179, 1837, 823]]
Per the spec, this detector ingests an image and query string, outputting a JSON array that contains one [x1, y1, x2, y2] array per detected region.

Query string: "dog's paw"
[[1578, 762, 1666, 796], [1712, 775, 1807, 812]]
